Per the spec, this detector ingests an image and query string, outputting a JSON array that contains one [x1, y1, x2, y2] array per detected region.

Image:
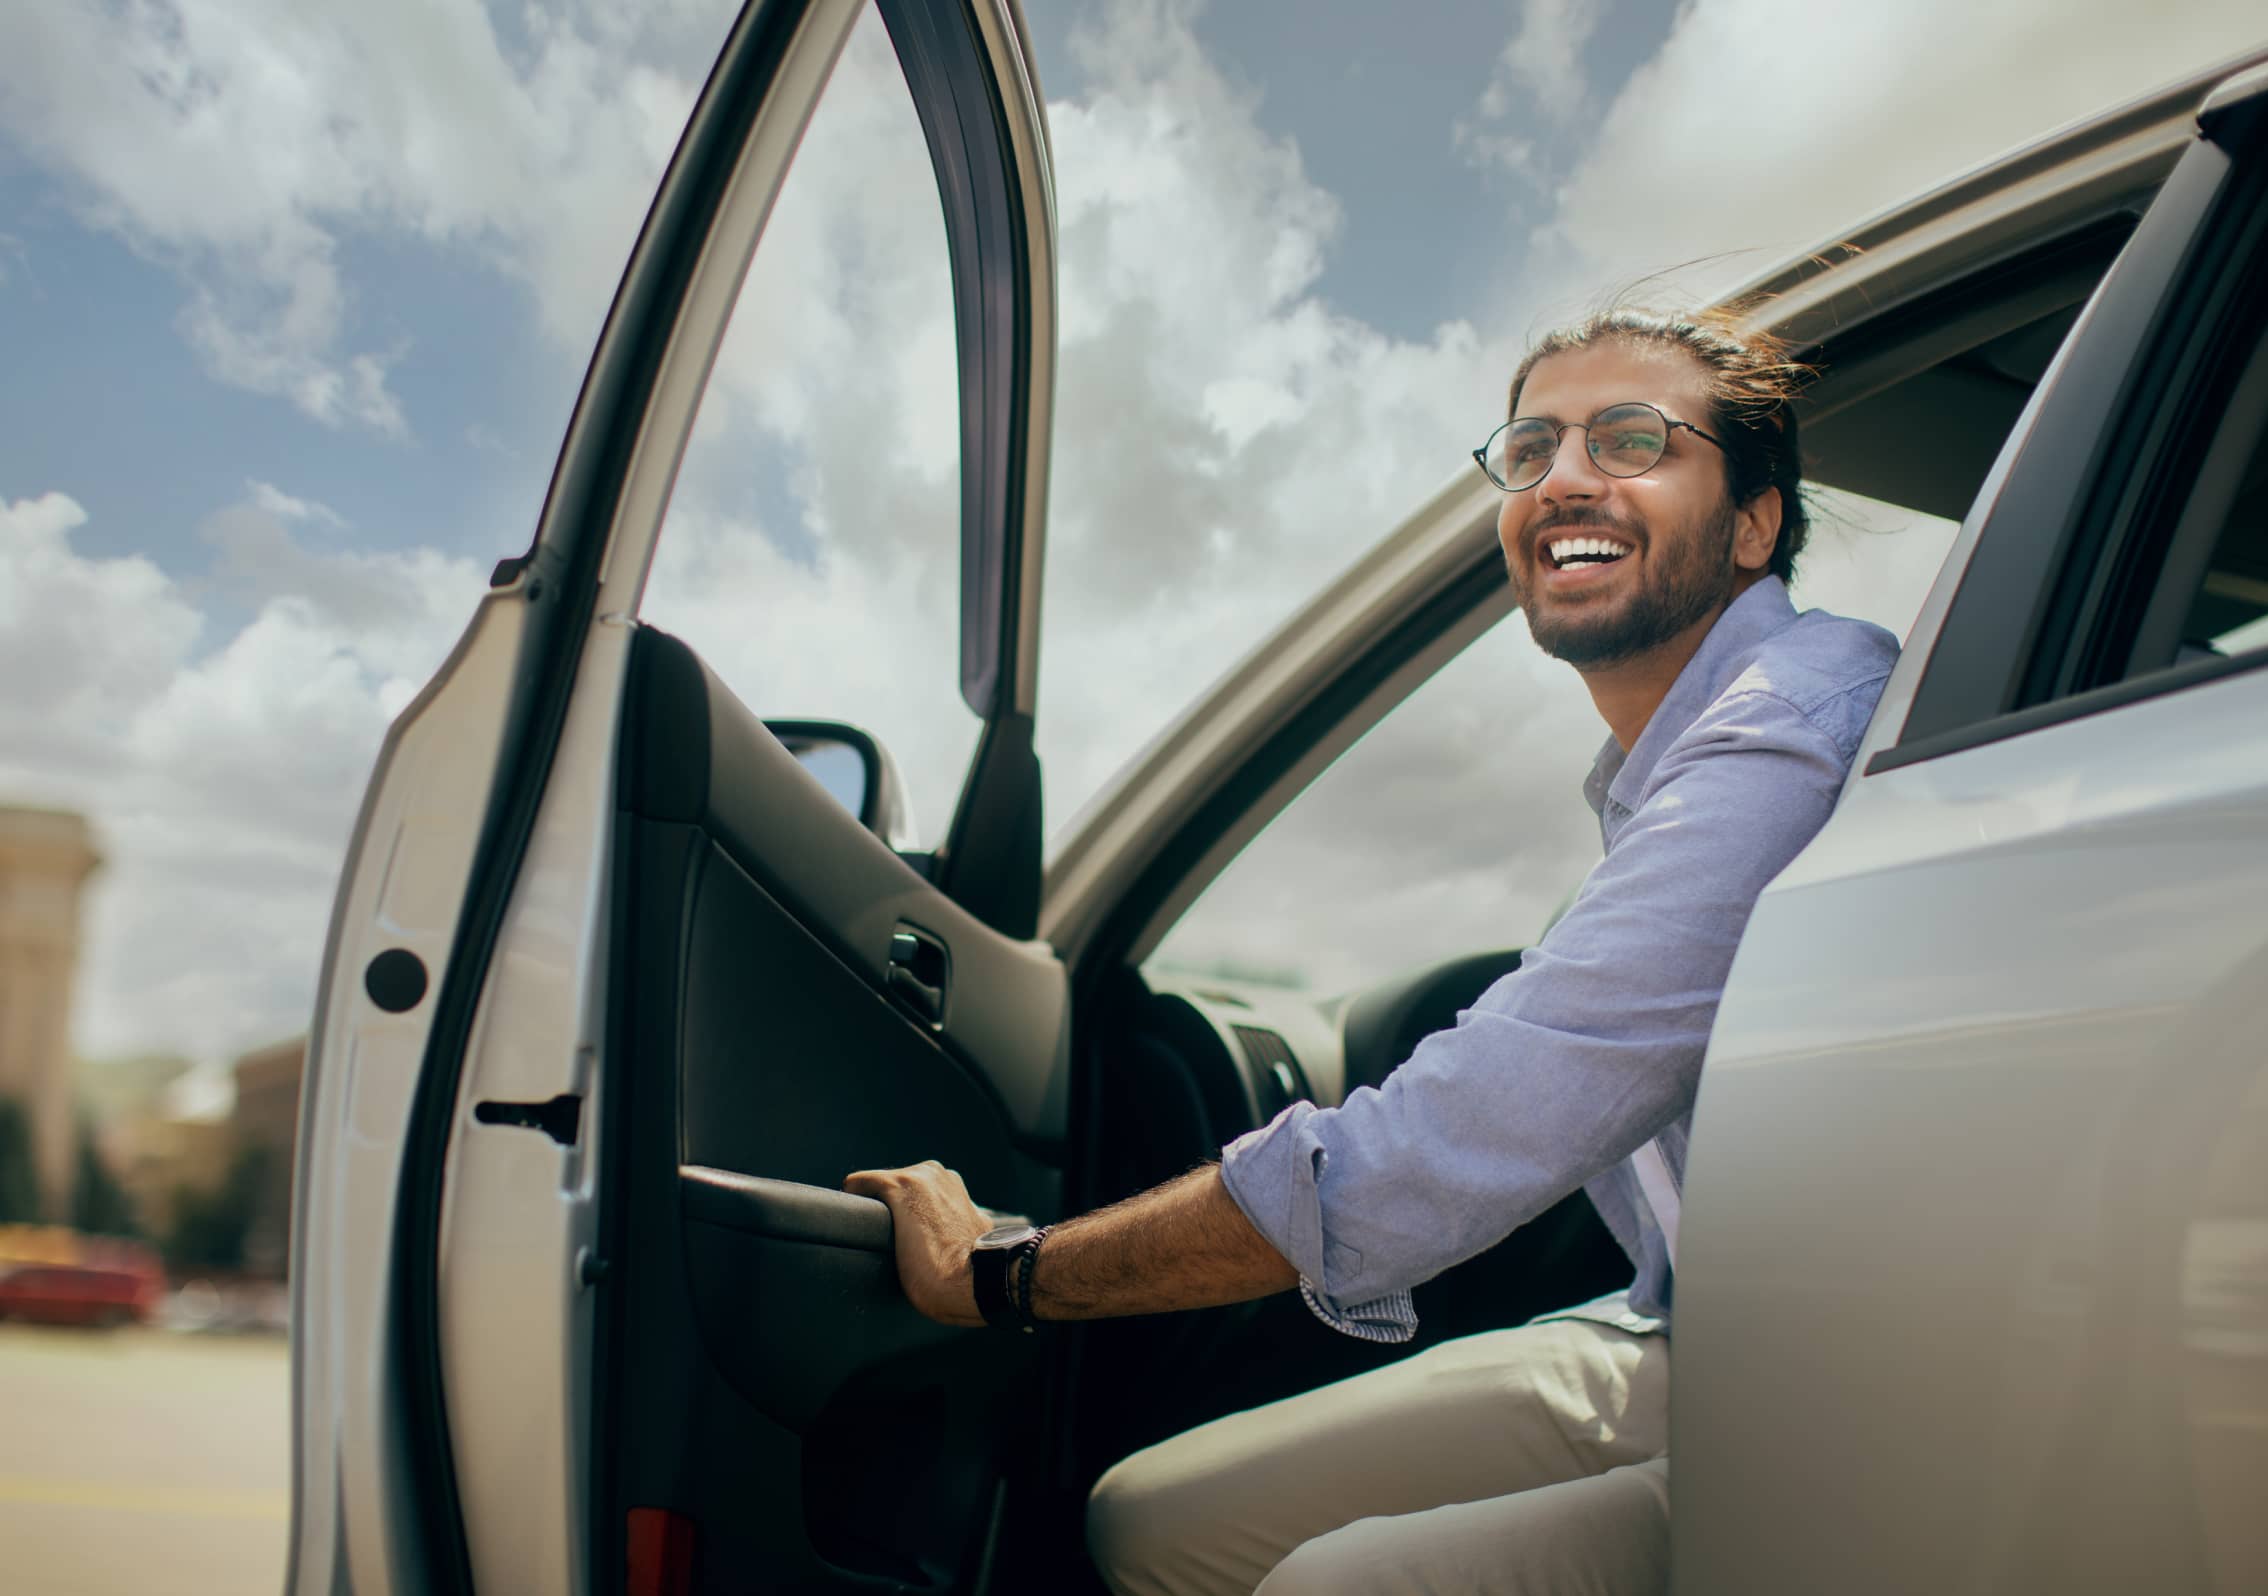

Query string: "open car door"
[[287, 2, 1064, 1592]]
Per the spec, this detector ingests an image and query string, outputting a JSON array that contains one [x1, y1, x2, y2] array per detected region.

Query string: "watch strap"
[[970, 1234, 1020, 1329]]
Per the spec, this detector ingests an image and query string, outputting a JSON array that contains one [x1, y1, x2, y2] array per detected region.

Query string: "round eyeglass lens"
[[1588, 403, 1670, 477], [1487, 419, 1558, 489]]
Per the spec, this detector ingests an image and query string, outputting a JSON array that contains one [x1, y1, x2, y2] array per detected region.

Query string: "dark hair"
[[1506, 302, 1817, 583]]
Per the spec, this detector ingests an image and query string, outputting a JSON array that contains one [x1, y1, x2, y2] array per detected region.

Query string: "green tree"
[[0, 1096, 39, 1224], [164, 1142, 272, 1275], [71, 1119, 140, 1238]]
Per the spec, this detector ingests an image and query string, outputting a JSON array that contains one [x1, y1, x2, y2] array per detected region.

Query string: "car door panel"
[[622, 627, 1069, 1147], [1680, 664, 2268, 1596], [675, 832, 1027, 1186], [600, 622, 1059, 1594], [678, 1169, 1015, 1433]]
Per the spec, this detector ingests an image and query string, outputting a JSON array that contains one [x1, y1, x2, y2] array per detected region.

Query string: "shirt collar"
[[1584, 576, 1799, 820]]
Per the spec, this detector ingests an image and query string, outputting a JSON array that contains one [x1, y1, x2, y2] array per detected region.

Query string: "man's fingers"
[[844, 1163, 960, 1200]]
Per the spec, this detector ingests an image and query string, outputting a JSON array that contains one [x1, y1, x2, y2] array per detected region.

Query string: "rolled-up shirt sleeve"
[[1218, 687, 1856, 1338]]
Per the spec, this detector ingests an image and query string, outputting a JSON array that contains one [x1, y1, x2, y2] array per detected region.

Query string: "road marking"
[[0, 1474, 288, 1520]]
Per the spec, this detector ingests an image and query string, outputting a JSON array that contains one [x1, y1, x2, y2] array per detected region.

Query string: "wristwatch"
[[969, 1222, 1049, 1332]]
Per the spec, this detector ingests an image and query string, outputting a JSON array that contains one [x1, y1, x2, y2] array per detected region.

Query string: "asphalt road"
[[0, 1321, 290, 1596]]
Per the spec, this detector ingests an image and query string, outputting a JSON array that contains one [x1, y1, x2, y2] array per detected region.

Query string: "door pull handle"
[[887, 925, 949, 1029]]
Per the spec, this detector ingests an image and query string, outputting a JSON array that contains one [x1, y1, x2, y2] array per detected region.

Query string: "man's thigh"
[[1255, 1455, 1672, 1596], [1086, 1318, 1668, 1596]]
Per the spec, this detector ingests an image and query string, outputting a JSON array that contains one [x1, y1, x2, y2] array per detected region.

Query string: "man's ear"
[[1732, 486, 1782, 574]]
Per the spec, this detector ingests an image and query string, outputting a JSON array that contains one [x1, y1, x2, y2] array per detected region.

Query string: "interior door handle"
[[887, 924, 949, 1028], [681, 1167, 893, 1251]]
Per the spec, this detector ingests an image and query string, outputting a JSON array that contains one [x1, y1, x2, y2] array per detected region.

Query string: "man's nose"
[[1537, 428, 1607, 505]]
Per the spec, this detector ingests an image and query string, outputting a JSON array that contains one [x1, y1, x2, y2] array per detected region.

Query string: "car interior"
[[575, 169, 2194, 1592]]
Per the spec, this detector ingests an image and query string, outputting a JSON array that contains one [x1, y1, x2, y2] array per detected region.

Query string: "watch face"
[[974, 1223, 1038, 1251]]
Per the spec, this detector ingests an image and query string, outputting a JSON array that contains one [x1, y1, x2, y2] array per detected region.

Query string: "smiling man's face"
[[1497, 341, 1773, 670]]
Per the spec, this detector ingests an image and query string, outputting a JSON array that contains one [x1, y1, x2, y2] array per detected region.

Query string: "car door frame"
[[286, 1, 1058, 1591]]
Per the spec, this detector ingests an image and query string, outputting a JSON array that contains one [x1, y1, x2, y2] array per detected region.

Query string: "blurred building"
[[106, 1112, 235, 1243], [0, 806, 101, 1220], [79, 1050, 192, 1129], [231, 1037, 304, 1279]]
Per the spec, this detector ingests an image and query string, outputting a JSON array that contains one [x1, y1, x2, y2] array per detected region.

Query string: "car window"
[[1877, 120, 2268, 766], [2137, 320, 2268, 672], [1146, 489, 1960, 996], [636, 7, 975, 848], [2035, 160, 2268, 703]]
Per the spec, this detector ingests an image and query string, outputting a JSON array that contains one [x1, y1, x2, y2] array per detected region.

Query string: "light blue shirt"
[[1218, 577, 1899, 1342]]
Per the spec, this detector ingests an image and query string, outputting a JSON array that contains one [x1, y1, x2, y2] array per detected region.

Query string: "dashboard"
[[1141, 945, 1530, 1139]]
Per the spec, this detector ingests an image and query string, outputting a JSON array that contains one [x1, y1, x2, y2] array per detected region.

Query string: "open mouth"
[[1542, 534, 1634, 571]]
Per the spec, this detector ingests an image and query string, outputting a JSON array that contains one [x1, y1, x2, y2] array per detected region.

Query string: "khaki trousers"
[[1086, 1317, 1670, 1596]]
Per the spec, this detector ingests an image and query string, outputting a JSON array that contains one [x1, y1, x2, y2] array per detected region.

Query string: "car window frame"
[[2111, 230, 2268, 678], [1870, 80, 2268, 775]]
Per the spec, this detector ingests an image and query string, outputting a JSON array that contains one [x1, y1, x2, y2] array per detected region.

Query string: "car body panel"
[[1679, 662, 2268, 1593]]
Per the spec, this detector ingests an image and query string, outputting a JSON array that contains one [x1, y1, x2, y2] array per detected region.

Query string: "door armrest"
[[679, 1166, 893, 1252]]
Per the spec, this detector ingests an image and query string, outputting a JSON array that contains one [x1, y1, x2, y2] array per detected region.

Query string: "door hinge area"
[[474, 1093, 583, 1147]]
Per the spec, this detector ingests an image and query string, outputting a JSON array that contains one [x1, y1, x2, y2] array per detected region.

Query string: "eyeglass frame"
[[1473, 401, 1729, 492]]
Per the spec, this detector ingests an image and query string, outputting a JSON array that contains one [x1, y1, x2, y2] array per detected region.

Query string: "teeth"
[[1546, 536, 1632, 567]]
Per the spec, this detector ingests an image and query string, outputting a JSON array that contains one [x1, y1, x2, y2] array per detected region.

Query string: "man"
[[847, 308, 1901, 1594]]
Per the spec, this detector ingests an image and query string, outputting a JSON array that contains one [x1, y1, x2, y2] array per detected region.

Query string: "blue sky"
[[2, 0, 2262, 1081]]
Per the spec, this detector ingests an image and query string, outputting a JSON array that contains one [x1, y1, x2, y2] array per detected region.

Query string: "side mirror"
[[765, 720, 917, 850]]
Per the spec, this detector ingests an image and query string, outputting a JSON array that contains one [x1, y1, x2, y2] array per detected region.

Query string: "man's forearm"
[[1031, 1164, 1298, 1321]]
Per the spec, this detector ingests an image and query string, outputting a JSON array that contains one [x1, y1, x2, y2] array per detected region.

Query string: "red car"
[[0, 1257, 165, 1327]]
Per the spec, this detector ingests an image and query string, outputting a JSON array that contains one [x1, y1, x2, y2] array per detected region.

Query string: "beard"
[[1512, 497, 1741, 668]]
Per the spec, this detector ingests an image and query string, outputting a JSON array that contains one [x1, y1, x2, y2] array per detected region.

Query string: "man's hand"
[[848, 1159, 1299, 1328], [842, 1160, 992, 1327]]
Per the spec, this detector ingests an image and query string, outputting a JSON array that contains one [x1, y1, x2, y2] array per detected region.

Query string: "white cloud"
[[1455, 0, 1602, 180], [1029, 0, 1516, 820], [246, 479, 344, 528], [0, 488, 481, 1072], [0, 493, 203, 786], [1527, 0, 2268, 307], [0, 0, 713, 435]]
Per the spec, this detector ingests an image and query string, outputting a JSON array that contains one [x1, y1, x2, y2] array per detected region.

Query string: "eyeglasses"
[[1474, 402, 1726, 492]]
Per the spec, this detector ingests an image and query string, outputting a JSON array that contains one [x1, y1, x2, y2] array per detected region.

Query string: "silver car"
[[286, 0, 2268, 1588]]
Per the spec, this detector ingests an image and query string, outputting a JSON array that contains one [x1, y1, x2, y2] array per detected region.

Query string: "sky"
[[1, 0, 2263, 1106]]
